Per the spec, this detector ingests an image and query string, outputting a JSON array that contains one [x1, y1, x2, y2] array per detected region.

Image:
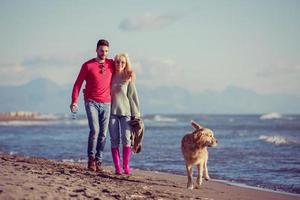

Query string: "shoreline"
[[16, 153, 300, 197], [1, 153, 299, 200], [6, 153, 299, 196], [212, 179, 300, 198], [126, 169, 300, 197]]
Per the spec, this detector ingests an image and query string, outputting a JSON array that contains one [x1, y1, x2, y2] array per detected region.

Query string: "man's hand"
[[70, 103, 78, 113]]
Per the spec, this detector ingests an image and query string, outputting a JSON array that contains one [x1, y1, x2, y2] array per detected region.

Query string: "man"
[[70, 39, 114, 172]]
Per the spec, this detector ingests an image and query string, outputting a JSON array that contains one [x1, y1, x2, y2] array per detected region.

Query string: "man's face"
[[96, 45, 109, 60]]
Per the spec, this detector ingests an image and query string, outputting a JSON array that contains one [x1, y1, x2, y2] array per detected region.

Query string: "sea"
[[0, 113, 299, 195]]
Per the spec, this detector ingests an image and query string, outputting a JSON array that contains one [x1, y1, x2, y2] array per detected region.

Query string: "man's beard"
[[97, 54, 106, 60]]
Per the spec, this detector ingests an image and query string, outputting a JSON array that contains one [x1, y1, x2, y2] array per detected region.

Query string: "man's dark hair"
[[97, 39, 109, 48]]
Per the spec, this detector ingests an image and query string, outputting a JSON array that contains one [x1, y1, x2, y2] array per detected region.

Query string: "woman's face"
[[115, 56, 127, 72]]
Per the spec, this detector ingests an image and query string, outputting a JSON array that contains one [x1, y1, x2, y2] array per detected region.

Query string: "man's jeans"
[[85, 100, 111, 162]]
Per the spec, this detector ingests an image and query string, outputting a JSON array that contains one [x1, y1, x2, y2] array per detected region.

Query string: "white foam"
[[62, 159, 75, 163], [0, 120, 58, 126], [62, 159, 87, 163], [258, 135, 289, 145], [260, 112, 282, 120], [77, 159, 87, 163], [153, 115, 177, 122], [228, 118, 235, 122], [61, 119, 88, 126], [35, 113, 59, 120], [0, 118, 88, 126]]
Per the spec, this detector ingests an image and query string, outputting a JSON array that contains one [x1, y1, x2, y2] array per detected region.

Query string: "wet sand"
[[0, 153, 299, 200]]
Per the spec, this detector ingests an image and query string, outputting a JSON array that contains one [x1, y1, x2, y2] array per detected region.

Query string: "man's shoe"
[[88, 156, 96, 172], [96, 161, 104, 172]]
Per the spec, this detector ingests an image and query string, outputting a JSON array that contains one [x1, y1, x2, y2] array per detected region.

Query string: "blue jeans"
[[85, 100, 111, 162], [109, 115, 131, 148]]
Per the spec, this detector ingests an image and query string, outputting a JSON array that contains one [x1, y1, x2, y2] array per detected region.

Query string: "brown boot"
[[88, 156, 96, 172], [96, 160, 104, 172]]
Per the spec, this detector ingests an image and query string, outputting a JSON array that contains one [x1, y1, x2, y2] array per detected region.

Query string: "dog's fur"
[[181, 120, 218, 189]]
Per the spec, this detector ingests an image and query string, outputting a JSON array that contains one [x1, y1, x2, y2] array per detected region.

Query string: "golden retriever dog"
[[181, 120, 218, 189]]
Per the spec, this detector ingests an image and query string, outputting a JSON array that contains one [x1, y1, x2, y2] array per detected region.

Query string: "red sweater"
[[71, 58, 114, 104]]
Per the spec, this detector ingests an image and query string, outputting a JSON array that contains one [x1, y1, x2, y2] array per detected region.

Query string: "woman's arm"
[[127, 80, 140, 118]]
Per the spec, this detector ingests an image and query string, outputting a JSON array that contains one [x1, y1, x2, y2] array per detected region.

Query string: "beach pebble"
[[112, 194, 121, 199], [57, 186, 65, 191], [130, 194, 146, 199], [73, 188, 86, 193], [84, 171, 93, 176], [69, 193, 78, 197], [102, 189, 110, 193], [30, 170, 42, 174], [143, 191, 152, 196]]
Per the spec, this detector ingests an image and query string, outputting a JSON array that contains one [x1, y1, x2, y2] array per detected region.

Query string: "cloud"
[[254, 63, 300, 94], [0, 62, 24, 73], [0, 62, 32, 85], [132, 57, 185, 88], [0, 53, 86, 86], [256, 64, 300, 77], [132, 56, 233, 92], [21, 55, 79, 68], [119, 13, 182, 31]]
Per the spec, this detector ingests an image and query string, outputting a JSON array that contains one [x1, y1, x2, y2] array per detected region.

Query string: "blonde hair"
[[114, 53, 135, 80]]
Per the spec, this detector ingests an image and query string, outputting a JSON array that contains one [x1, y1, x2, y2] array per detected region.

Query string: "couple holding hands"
[[70, 39, 141, 175]]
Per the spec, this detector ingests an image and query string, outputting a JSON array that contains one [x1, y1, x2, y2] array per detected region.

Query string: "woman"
[[109, 53, 141, 175]]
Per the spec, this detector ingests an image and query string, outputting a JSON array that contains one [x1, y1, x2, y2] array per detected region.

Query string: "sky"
[[1, 0, 300, 95]]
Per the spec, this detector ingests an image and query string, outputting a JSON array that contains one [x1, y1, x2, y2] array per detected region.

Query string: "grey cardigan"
[[110, 73, 140, 117]]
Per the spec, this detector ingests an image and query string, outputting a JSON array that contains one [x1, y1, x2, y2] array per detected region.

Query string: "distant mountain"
[[137, 85, 300, 114], [0, 78, 299, 114], [0, 78, 71, 113]]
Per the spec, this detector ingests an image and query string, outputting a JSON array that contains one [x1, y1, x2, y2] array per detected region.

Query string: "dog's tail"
[[191, 120, 204, 131]]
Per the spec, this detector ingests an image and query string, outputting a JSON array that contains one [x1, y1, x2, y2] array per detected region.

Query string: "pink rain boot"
[[123, 146, 131, 175], [111, 148, 121, 175]]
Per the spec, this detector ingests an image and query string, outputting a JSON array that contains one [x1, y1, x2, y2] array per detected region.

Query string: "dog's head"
[[191, 120, 218, 147]]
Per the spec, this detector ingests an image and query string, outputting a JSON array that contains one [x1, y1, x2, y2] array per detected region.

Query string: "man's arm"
[[70, 64, 87, 112]]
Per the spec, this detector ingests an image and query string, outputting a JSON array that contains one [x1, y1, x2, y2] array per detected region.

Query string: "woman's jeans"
[[109, 115, 131, 148], [85, 100, 111, 162]]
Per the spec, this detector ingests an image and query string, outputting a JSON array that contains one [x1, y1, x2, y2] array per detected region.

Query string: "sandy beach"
[[0, 153, 299, 200]]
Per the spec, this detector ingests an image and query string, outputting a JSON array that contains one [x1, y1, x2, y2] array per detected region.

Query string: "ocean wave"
[[271, 168, 300, 174], [260, 112, 282, 120], [62, 159, 75, 163], [9, 151, 17, 155], [35, 113, 60, 120], [61, 119, 88, 126], [228, 118, 235, 122], [0, 120, 59, 126], [0, 119, 88, 126], [62, 159, 87, 163], [258, 135, 290, 145], [150, 115, 177, 122]]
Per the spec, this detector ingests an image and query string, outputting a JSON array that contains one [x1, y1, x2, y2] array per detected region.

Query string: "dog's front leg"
[[204, 158, 210, 181], [195, 162, 203, 188], [186, 164, 193, 189]]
